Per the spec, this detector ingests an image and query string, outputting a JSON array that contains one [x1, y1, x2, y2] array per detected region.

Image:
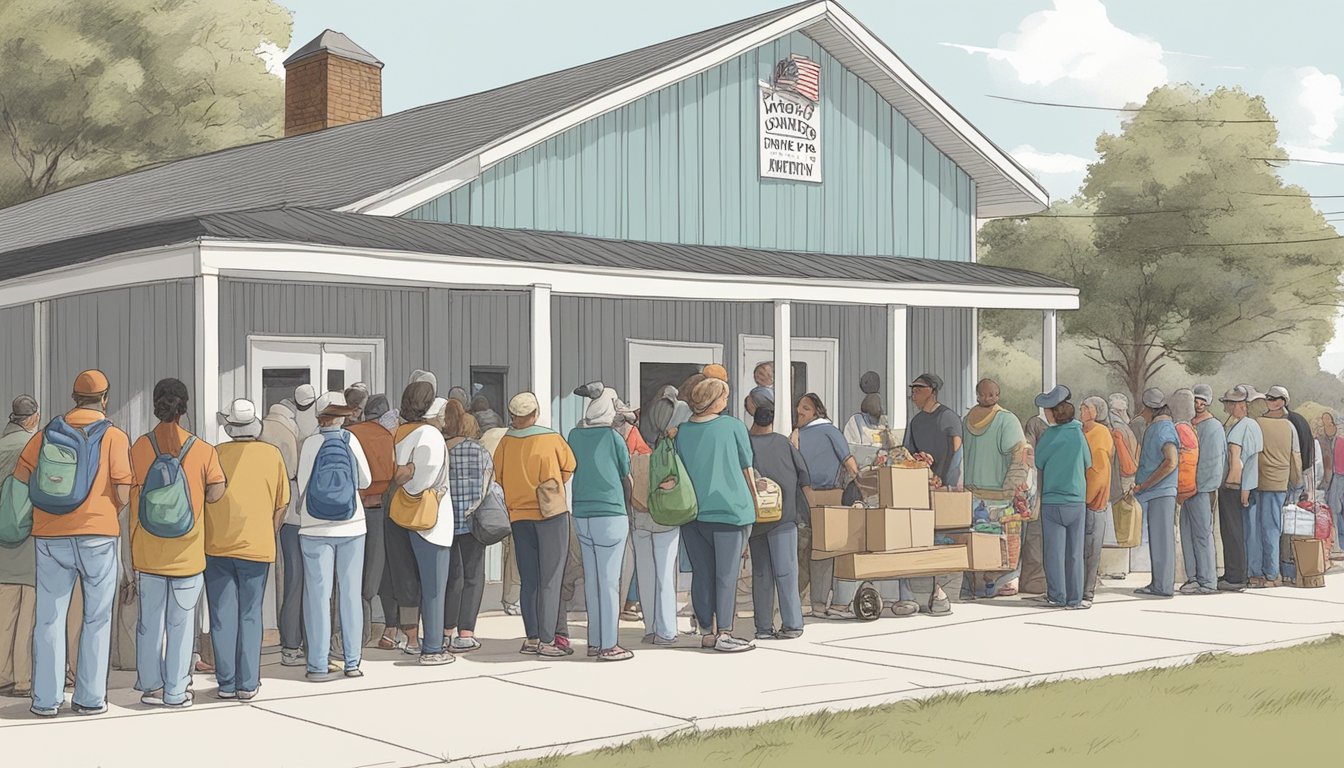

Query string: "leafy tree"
[[982, 85, 1344, 401], [0, 0, 291, 206]]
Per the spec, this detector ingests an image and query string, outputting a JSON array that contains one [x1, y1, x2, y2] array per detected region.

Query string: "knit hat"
[[73, 370, 109, 397], [10, 395, 37, 420], [363, 394, 391, 422], [1141, 387, 1166, 409]]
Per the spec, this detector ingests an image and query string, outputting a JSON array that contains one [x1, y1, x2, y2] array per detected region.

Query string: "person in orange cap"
[[14, 370, 133, 718]]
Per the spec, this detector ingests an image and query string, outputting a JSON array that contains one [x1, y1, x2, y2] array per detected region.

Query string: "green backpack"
[[648, 436, 697, 526], [0, 475, 33, 546]]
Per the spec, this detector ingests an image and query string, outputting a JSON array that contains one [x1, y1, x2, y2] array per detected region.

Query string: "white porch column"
[[33, 301, 48, 407], [773, 300, 792, 435], [969, 307, 979, 412], [1042, 309, 1058, 390], [888, 304, 909, 430], [531, 283, 553, 427], [194, 275, 220, 444]]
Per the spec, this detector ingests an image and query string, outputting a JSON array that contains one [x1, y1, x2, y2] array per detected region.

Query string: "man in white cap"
[[1217, 385, 1260, 591], [1130, 388, 1179, 598], [287, 385, 319, 443], [1271, 386, 1314, 504], [206, 399, 290, 701], [1182, 385, 1225, 595], [1252, 386, 1301, 588]]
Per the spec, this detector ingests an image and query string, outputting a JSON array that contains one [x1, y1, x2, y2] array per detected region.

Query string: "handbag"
[[389, 485, 439, 531], [1111, 495, 1142, 549], [752, 470, 783, 524], [471, 482, 512, 545], [536, 477, 568, 519]]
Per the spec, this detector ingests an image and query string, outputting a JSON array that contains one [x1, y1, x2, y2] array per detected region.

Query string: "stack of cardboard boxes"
[[809, 466, 992, 580]]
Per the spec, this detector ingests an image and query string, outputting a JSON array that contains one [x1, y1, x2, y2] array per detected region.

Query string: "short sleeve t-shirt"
[[1136, 418, 1179, 502], [1225, 417, 1263, 491], [16, 408, 133, 539], [749, 432, 809, 531], [904, 404, 963, 484], [797, 420, 851, 490], [205, 440, 289, 563], [1193, 417, 1228, 493], [675, 416, 755, 527], [131, 423, 227, 577], [568, 426, 632, 518]]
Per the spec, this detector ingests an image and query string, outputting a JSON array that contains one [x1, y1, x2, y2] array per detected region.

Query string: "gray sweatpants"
[[1180, 492, 1217, 589], [1143, 495, 1178, 596], [279, 524, 305, 650], [513, 514, 570, 644], [1083, 506, 1107, 601]]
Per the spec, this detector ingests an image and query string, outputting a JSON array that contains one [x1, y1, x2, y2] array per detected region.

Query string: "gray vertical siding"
[[909, 307, 974, 416], [219, 279, 429, 405], [426, 288, 531, 404], [47, 282, 195, 441], [791, 303, 890, 422], [0, 305, 34, 407], [552, 297, 773, 435]]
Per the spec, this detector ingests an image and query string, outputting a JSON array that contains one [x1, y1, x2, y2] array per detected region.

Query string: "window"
[[470, 366, 508, 417], [637, 362, 703, 445], [262, 368, 311, 413]]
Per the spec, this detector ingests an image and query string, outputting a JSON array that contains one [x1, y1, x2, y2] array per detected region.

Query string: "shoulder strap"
[[148, 430, 161, 457], [178, 435, 196, 460]]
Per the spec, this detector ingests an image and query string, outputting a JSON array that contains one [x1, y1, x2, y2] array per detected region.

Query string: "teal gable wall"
[[405, 32, 974, 261]]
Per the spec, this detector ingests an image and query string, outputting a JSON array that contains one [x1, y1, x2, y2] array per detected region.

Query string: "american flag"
[[774, 54, 820, 103]]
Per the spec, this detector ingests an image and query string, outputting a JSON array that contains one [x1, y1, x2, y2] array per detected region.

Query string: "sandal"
[[598, 646, 634, 662], [377, 636, 398, 650], [997, 585, 1018, 596]]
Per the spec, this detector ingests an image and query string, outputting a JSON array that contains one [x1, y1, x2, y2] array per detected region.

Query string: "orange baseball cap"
[[72, 370, 109, 397]]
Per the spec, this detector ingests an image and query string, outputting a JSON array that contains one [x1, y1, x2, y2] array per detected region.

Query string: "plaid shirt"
[[448, 439, 493, 535]]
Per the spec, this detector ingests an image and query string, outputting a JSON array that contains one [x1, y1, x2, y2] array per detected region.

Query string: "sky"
[[270, 0, 1344, 372]]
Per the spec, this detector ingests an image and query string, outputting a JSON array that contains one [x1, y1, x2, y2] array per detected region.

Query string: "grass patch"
[[504, 636, 1344, 767]]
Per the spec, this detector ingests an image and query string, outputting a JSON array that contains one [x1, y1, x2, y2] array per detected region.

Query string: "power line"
[[1250, 156, 1344, 167], [986, 95, 1276, 123], [1245, 191, 1344, 199]]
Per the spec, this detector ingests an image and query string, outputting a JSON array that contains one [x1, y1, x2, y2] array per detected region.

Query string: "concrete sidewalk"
[[3, 573, 1343, 767]]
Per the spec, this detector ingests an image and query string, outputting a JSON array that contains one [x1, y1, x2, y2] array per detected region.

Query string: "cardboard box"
[[804, 488, 844, 508], [1294, 574, 1326, 588], [931, 490, 973, 530], [877, 467, 931, 509], [946, 532, 1009, 571], [866, 508, 935, 552], [833, 546, 969, 580], [1291, 537, 1327, 577], [809, 506, 866, 559]]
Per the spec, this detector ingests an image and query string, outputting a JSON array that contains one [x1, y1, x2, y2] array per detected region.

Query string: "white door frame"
[[626, 338, 724, 408], [738, 334, 840, 417], [245, 335, 387, 404]]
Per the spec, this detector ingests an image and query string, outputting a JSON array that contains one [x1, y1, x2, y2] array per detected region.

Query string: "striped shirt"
[[448, 438, 493, 535]]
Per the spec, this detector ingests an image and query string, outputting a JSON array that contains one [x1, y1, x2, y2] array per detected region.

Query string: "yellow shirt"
[[205, 441, 289, 563], [130, 423, 226, 577], [494, 429, 576, 522]]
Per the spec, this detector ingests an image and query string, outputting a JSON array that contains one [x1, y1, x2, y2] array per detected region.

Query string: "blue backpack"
[[137, 432, 198, 539], [306, 430, 357, 521], [29, 417, 112, 515]]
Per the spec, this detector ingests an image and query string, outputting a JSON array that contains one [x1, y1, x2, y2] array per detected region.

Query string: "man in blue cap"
[[1031, 385, 1091, 608]]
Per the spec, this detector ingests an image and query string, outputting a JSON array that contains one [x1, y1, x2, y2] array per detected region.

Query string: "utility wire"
[[987, 95, 1276, 123], [1250, 156, 1344, 167]]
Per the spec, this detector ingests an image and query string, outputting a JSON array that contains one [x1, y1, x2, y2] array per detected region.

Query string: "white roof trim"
[[343, 1, 1047, 219]]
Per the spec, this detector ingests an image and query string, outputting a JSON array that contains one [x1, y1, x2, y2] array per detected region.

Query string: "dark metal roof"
[[283, 29, 383, 68], [0, 2, 813, 254], [0, 207, 1073, 291]]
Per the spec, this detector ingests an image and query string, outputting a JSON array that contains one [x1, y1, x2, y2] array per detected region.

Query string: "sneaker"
[[419, 652, 454, 666], [776, 628, 804, 639], [641, 633, 658, 645], [216, 689, 238, 700], [889, 600, 920, 617], [712, 634, 756, 653], [29, 704, 58, 718], [402, 641, 421, 655], [72, 701, 108, 716], [237, 689, 259, 702], [822, 606, 856, 620], [141, 690, 191, 708], [502, 602, 521, 616], [344, 667, 364, 678], [553, 635, 574, 654], [305, 671, 341, 683], [1066, 602, 1090, 610], [520, 640, 540, 655], [1179, 581, 1201, 595], [1196, 586, 1219, 595], [652, 635, 678, 646], [449, 636, 481, 654], [754, 630, 778, 640], [280, 647, 306, 667], [587, 647, 601, 657], [537, 642, 569, 658], [1217, 579, 1246, 592]]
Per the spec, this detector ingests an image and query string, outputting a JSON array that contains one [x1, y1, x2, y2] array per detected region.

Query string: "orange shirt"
[[1083, 422, 1115, 512], [347, 421, 395, 500], [130, 422, 226, 577], [15, 408, 132, 538]]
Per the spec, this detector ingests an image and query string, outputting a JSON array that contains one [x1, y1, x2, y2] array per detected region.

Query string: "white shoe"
[[712, 635, 756, 653]]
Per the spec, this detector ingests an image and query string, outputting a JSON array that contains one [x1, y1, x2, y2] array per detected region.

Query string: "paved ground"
[[3, 572, 1343, 767]]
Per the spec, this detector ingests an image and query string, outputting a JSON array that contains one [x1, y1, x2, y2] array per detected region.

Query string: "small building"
[[0, 2, 1073, 597]]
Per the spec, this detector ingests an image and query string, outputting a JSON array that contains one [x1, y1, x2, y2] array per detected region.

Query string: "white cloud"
[[1281, 144, 1344, 164], [1011, 145, 1093, 175], [941, 0, 1167, 104], [1294, 66, 1344, 146], [255, 40, 287, 80]]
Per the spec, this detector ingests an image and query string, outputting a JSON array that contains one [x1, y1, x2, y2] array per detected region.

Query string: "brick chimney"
[[283, 30, 383, 137]]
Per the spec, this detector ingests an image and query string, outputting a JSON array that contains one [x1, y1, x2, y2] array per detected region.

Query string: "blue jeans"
[[1180, 493, 1217, 589], [576, 516, 628, 651], [748, 523, 803, 634], [299, 535, 365, 674], [408, 533, 451, 655], [681, 520, 749, 634], [632, 527, 680, 641], [33, 536, 118, 712], [1328, 476, 1344, 550], [204, 556, 270, 694], [1041, 503, 1086, 606], [136, 571, 204, 705], [1141, 495, 1177, 596], [1249, 490, 1286, 581], [512, 515, 569, 644]]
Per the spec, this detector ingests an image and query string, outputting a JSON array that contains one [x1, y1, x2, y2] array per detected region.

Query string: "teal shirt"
[[568, 426, 631, 517], [1033, 420, 1091, 505], [675, 416, 755, 526]]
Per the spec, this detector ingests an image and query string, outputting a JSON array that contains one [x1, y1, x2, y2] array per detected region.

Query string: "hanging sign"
[[759, 55, 822, 183]]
